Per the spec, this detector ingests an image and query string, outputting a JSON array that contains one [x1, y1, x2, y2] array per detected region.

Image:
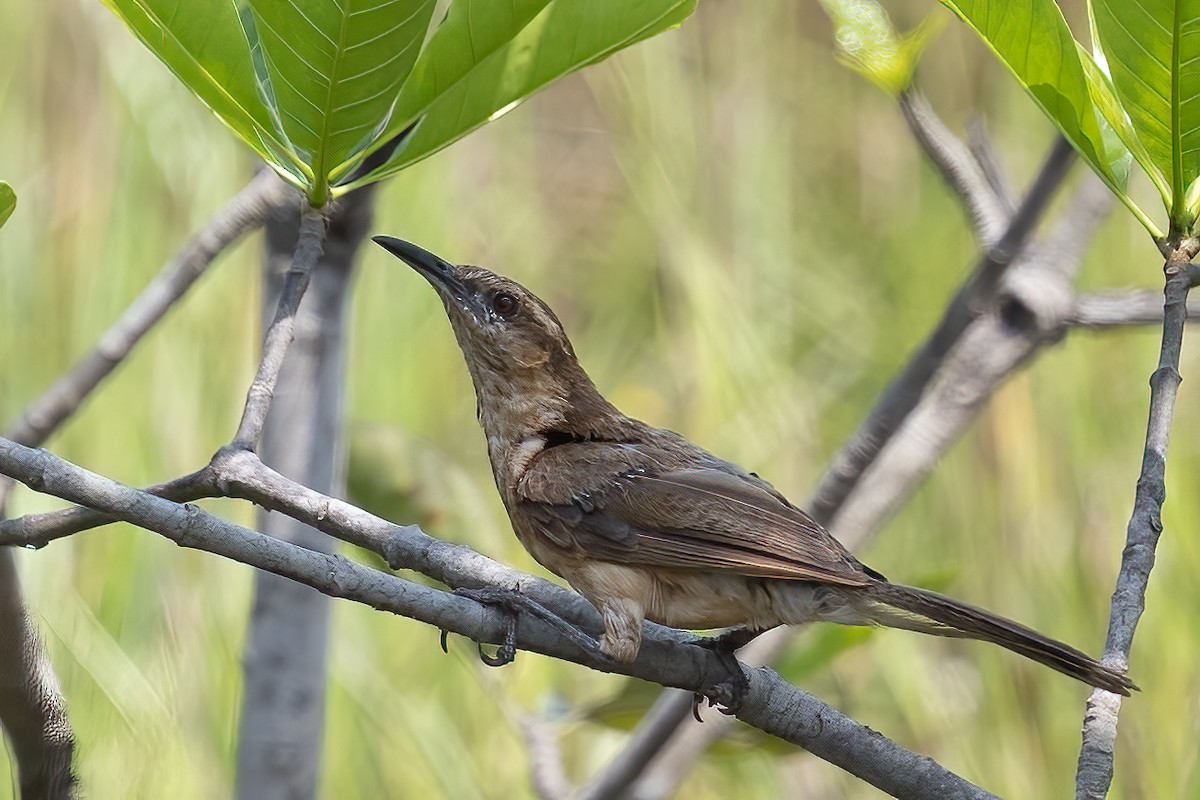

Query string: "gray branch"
[[519, 715, 574, 800], [808, 135, 1076, 524], [604, 145, 1094, 800], [1, 170, 291, 457], [1075, 240, 1199, 799], [0, 170, 290, 799], [899, 91, 1012, 246], [0, 440, 996, 800], [231, 205, 328, 451], [235, 187, 376, 800], [1070, 265, 1200, 328]]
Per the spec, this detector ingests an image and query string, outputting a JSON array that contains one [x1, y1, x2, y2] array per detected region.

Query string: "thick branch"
[[231, 206, 327, 451], [0, 439, 994, 799], [808, 135, 1075, 523], [1075, 241, 1198, 799]]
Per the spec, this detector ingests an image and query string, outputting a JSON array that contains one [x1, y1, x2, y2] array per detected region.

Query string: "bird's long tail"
[[859, 582, 1136, 696]]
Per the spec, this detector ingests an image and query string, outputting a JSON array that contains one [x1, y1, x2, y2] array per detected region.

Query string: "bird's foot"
[[688, 628, 759, 721], [441, 585, 607, 667]]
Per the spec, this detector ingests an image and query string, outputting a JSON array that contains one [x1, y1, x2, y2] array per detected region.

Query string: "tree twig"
[[899, 91, 1012, 245], [236, 186, 376, 800], [1074, 239, 1199, 799], [966, 117, 1016, 218], [519, 715, 575, 800], [808, 135, 1076, 524], [0, 170, 290, 800], [231, 205, 327, 451], [1, 171, 292, 504], [0, 438, 996, 800]]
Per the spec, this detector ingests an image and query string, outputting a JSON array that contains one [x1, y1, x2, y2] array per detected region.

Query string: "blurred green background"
[[1, 0, 1197, 797]]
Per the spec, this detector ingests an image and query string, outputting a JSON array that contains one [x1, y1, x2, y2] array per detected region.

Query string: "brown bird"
[[374, 235, 1135, 697]]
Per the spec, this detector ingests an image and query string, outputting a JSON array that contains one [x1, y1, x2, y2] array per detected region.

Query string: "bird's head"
[[374, 236, 577, 373], [373, 236, 619, 440]]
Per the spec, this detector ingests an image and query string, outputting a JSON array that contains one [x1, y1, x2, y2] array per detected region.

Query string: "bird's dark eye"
[[491, 291, 519, 318]]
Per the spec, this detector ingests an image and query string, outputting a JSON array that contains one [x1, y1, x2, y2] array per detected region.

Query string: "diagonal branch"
[[899, 91, 1012, 245], [0, 439, 997, 800], [1, 171, 293, 502], [231, 205, 328, 451], [807, 135, 1076, 524], [1075, 239, 1199, 799], [0, 170, 290, 800]]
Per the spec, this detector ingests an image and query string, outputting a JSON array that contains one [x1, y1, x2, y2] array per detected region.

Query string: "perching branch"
[[808, 134, 1076, 523], [1075, 239, 1199, 799], [0, 439, 996, 800], [231, 205, 328, 451]]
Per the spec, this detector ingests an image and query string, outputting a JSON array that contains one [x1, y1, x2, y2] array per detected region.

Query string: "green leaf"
[[242, 0, 437, 204], [340, 0, 698, 191], [939, 0, 1162, 240], [819, 0, 944, 95], [102, 0, 696, 204], [1090, 0, 1200, 232], [0, 182, 15, 229], [99, 0, 304, 187]]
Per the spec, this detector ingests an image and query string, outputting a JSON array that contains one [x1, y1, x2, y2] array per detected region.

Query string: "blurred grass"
[[1, 0, 1197, 797]]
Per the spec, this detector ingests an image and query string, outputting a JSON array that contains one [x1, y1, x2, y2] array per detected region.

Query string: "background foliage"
[[1, 0, 1198, 797]]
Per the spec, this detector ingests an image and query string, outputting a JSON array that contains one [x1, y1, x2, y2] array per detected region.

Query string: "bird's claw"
[[441, 586, 521, 668], [689, 628, 754, 720]]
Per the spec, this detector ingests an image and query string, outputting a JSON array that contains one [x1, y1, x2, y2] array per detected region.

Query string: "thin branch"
[[1, 171, 292, 506], [575, 688, 694, 800], [0, 439, 995, 799], [899, 90, 1011, 246], [236, 184, 376, 800], [593, 631, 794, 800], [966, 117, 1016, 217], [0, 171, 290, 800], [808, 135, 1075, 524], [1071, 291, 1200, 328], [519, 715, 574, 800], [231, 205, 327, 451], [1075, 240, 1199, 799], [1071, 266, 1200, 328]]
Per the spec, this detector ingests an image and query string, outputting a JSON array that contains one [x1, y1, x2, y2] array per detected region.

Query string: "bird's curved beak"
[[372, 236, 473, 307]]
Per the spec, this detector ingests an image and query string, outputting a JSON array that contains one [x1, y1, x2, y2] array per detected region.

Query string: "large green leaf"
[[243, 0, 436, 203], [99, 0, 303, 185], [0, 182, 14, 229], [340, 0, 697, 190], [1090, 0, 1200, 231], [102, 0, 696, 205], [939, 0, 1161, 239]]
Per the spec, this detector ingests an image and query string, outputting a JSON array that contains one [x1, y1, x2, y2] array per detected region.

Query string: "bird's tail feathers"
[[860, 582, 1136, 696]]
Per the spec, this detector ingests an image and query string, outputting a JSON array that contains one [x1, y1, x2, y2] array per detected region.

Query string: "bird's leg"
[[444, 585, 608, 666], [687, 626, 769, 719], [703, 625, 770, 652]]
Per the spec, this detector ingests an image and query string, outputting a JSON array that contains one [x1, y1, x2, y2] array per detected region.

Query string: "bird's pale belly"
[[561, 559, 859, 632]]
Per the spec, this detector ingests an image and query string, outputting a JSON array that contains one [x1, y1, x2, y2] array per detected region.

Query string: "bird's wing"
[[518, 443, 873, 586]]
